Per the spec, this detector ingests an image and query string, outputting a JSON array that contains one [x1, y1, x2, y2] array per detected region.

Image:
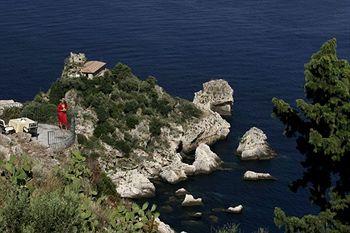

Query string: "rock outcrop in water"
[[159, 154, 196, 184], [193, 143, 222, 174], [193, 79, 234, 116], [227, 205, 243, 214], [243, 170, 275, 180], [182, 194, 203, 206], [156, 218, 175, 233], [236, 127, 276, 160]]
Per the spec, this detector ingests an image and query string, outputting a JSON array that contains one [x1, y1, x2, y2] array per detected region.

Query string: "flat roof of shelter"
[[81, 61, 106, 74]]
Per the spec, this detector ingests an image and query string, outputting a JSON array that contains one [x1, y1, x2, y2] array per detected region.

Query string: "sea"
[[0, 0, 349, 232]]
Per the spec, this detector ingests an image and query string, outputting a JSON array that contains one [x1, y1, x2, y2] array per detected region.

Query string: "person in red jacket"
[[57, 99, 69, 129]]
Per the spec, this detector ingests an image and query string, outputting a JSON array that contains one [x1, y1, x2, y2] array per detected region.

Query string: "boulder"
[[182, 194, 203, 207], [160, 154, 195, 184], [193, 79, 234, 116], [175, 188, 189, 197], [74, 107, 98, 139], [129, 120, 151, 148], [109, 169, 155, 198], [193, 143, 222, 174], [182, 111, 230, 152], [236, 127, 276, 160], [227, 205, 243, 214], [156, 218, 175, 233], [243, 171, 275, 180]]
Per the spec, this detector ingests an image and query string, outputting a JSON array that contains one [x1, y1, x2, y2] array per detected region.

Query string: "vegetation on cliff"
[[52, 63, 201, 156], [0, 151, 160, 233], [272, 39, 350, 232]]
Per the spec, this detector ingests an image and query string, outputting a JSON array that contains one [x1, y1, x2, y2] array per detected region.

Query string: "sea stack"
[[193, 79, 234, 116], [193, 143, 222, 174], [236, 127, 276, 160]]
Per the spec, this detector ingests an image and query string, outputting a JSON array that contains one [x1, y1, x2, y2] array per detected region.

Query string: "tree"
[[272, 38, 350, 232]]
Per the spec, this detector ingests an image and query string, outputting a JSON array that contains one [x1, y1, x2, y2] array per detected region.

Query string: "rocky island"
[[56, 53, 233, 198]]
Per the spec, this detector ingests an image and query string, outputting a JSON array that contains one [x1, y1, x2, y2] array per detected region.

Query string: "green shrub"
[[26, 190, 82, 233], [48, 81, 68, 105], [0, 152, 159, 233], [111, 63, 132, 80], [118, 76, 141, 92], [94, 121, 114, 138], [134, 93, 150, 107], [143, 107, 156, 116], [79, 136, 101, 150], [0, 155, 33, 186], [145, 76, 157, 88], [99, 134, 133, 155], [178, 101, 202, 119], [0, 107, 22, 122], [96, 76, 114, 94], [0, 182, 84, 233], [110, 102, 124, 118], [114, 140, 132, 155], [21, 102, 57, 123], [149, 118, 164, 136], [125, 114, 140, 129], [96, 172, 117, 197], [60, 151, 92, 185], [153, 99, 173, 116], [109, 202, 159, 233], [0, 185, 30, 233], [124, 100, 139, 114], [33, 92, 47, 103], [77, 134, 88, 145], [95, 105, 110, 122]]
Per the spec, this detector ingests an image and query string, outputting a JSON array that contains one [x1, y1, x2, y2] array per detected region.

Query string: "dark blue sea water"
[[1, 0, 349, 232]]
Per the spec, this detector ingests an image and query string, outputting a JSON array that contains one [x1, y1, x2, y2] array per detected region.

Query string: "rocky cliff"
[[193, 79, 234, 116]]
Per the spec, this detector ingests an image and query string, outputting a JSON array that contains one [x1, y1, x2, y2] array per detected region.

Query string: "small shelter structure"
[[81, 61, 106, 79]]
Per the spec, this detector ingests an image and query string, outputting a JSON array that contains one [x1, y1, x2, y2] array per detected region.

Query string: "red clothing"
[[57, 103, 68, 127]]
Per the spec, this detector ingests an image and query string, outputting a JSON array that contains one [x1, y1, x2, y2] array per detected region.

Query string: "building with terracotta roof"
[[80, 61, 107, 79]]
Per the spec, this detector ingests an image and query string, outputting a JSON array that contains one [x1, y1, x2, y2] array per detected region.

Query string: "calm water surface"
[[1, 1, 350, 232]]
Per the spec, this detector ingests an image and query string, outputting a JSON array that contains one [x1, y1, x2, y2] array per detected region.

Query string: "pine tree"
[[272, 39, 350, 232]]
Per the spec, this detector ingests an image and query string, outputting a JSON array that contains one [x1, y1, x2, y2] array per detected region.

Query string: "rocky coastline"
[[96, 78, 233, 198]]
